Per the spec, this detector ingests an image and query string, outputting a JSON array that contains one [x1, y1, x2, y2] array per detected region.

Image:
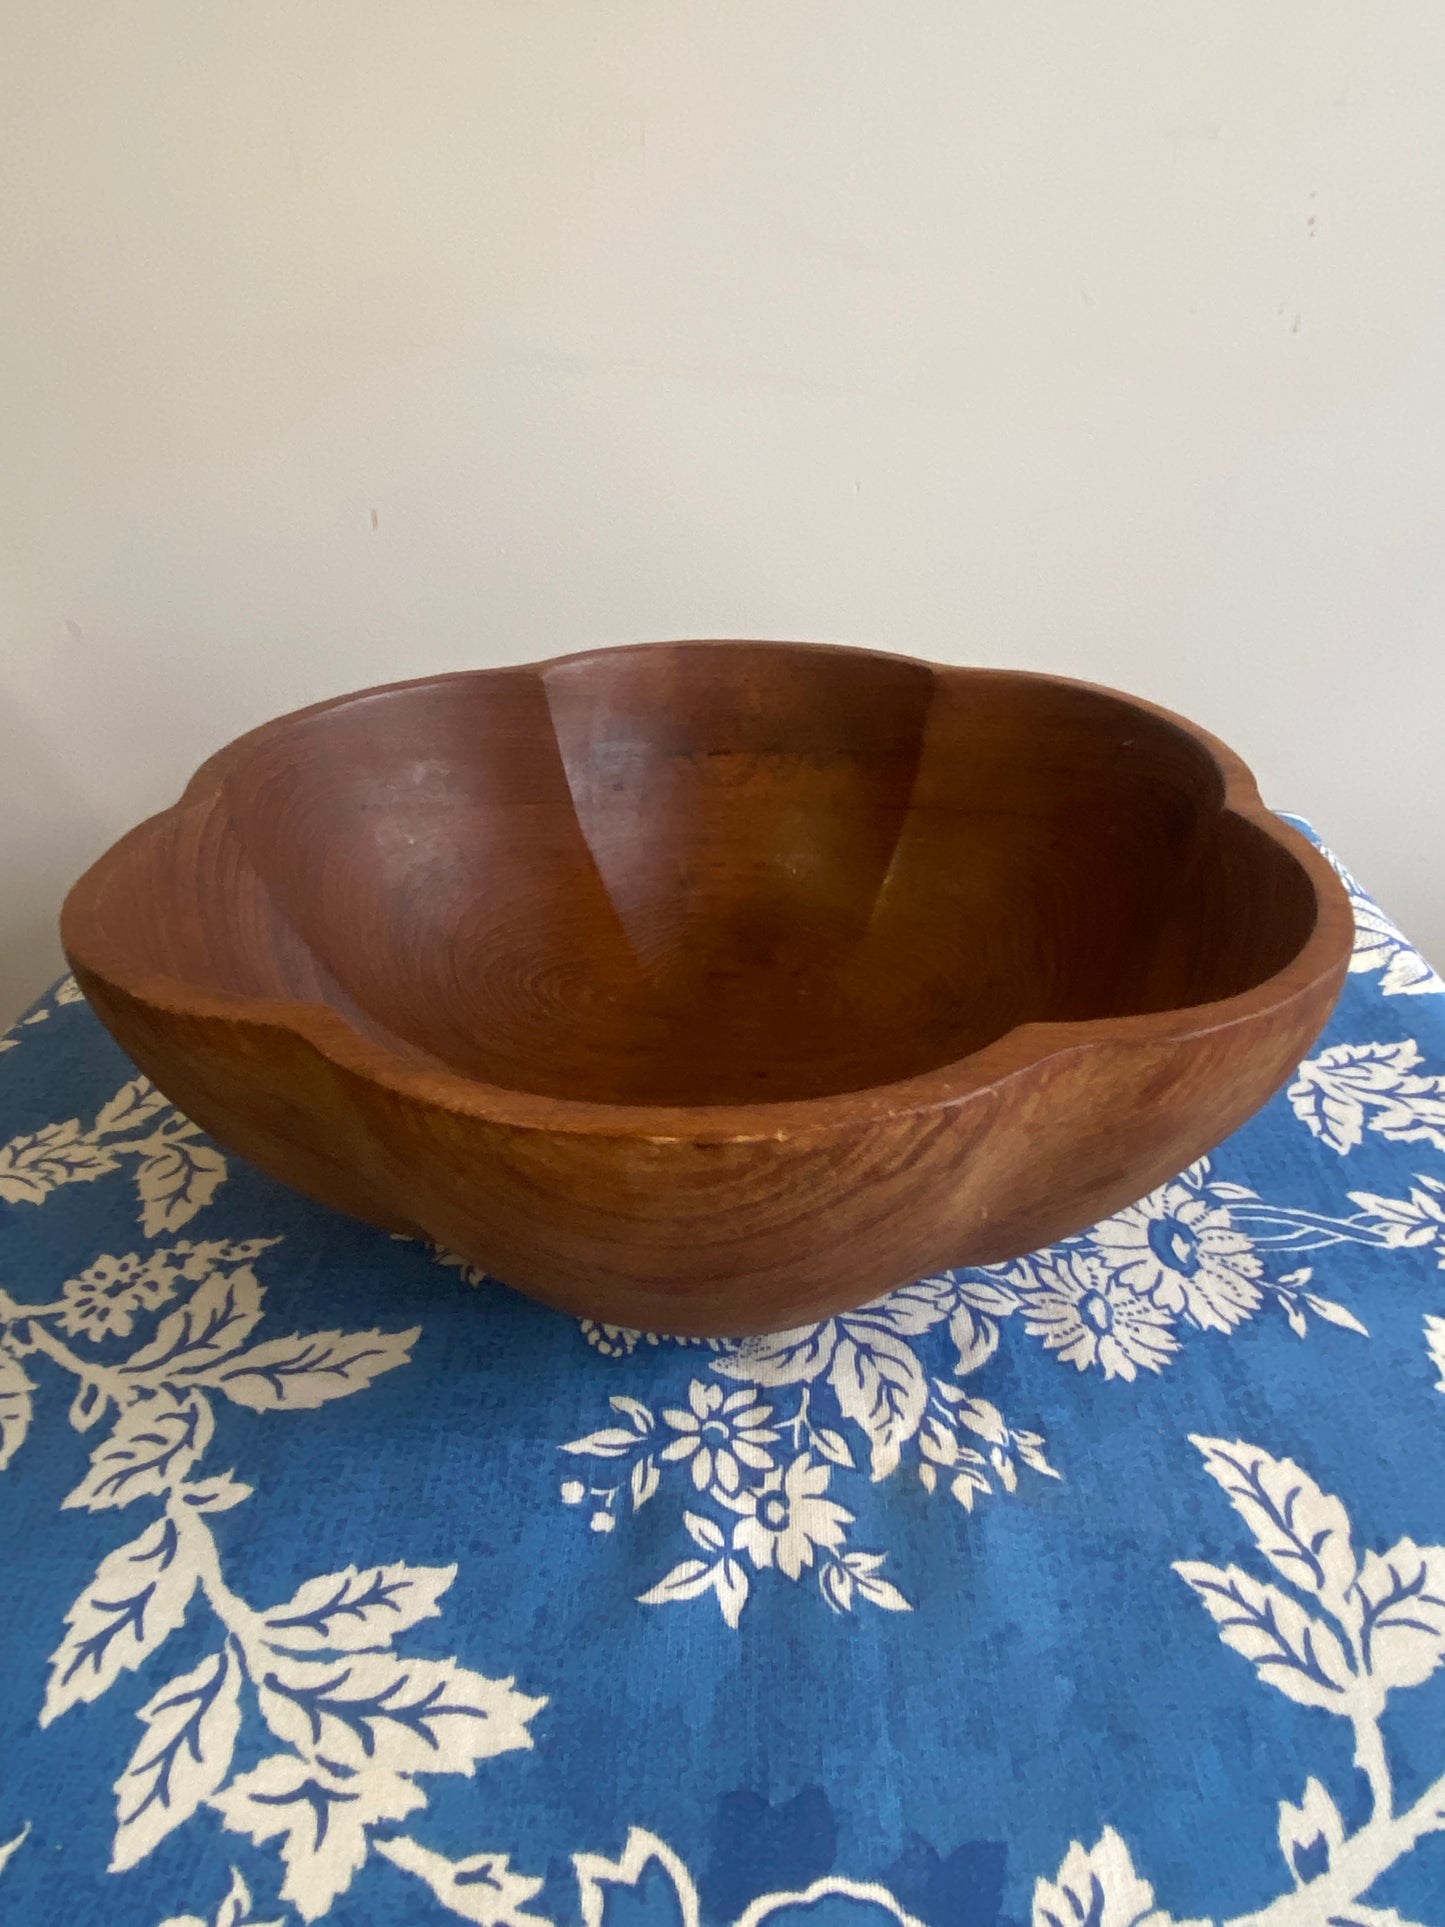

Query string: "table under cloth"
[[3, 820, 1445, 1927]]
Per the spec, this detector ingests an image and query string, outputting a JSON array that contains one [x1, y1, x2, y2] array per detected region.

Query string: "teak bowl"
[[63, 641, 1352, 1335]]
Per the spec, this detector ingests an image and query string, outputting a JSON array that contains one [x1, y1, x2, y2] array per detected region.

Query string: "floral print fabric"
[[3, 820, 1445, 1927]]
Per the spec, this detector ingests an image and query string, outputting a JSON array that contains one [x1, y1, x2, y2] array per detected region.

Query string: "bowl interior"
[[97, 646, 1318, 1106]]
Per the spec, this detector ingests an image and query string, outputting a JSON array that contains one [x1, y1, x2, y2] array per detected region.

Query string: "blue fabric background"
[[3, 820, 1444, 1927]]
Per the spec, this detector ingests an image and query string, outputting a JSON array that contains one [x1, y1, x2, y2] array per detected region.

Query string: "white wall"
[[3, 2, 1442, 1025]]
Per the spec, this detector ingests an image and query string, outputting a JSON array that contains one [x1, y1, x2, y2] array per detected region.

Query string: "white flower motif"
[[730, 1454, 853, 1578], [57, 1252, 178, 1339], [659, 1381, 779, 1494], [1020, 1251, 1178, 1380], [572, 1828, 930, 1927], [1032, 1826, 1208, 1927], [1088, 1168, 1263, 1334]]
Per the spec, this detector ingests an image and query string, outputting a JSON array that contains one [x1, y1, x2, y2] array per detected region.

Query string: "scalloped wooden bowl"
[[62, 641, 1351, 1335]]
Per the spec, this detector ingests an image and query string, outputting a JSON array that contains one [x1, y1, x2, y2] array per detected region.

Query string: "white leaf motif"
[[93, 1077, 170, 1138], [956, 1396, 1008, 1446], [69, 1379, 111, 1433], [629, 1459, 660, 1509], [1349, 1184, 1445, 1247], [1288, 1073, 1365, 1155], [1373, 1091, 1445, 1153], [683, 1512, 724, 1553], [179, 1475, 254, 1514], [1354, 1539, 1445, 1689], [830, 1331, 928, 1480], [122, 1269, 264, 1383], [0, 1117, 117, 1205], [812, 1426, 855, 1468], [712, 1323, 837, 1387], [1189, 1436, 1357, 1617], [847, 1276, 956, 1337], [840, 1551, 885, 1575], [374, 1835, 552, 1927], [1173, 1561, 1357, 1710], [1277, 1776, 1344, 1886], [156, 1863, 285, 1927], [919, 1417, 960, 1467], [1032, 1826, 1208, 1927], [1379, 945, 1445, 996], [216, 1864, 285, 1927], [1346, 886, 1445, 996], [201, 1326, 419, 1410], [0, 1822, 31, 1876], [42, 1515, 196, 1723], [714, 1556, 749, 1629], [0, 1347, 33, 1471], [137, 1132, 228, 1236], [63, 1393, 214, 1511], [949, 1304, 999, 1376], [111, 1646, 242, 1870], [1308, 1039, 1426, 1089], [609, 1395, 653, 1433], [637, 1560, 717, 1607], [851, 1569, 912, 1613], [820, 1561, 855, 1614], [256, 1649, 544, 1775], [212, 1753, 423, 1922], [63, 1392, 215, 1512], [1289, 1041, 1445, 1157], [951, 1467, 991, 1511], [1302, 1293, 1370, 1336], [261, 1562, 455, 1653], [559, 1428, 639, 1458], [1427, 1315, 1445, 1390], [1015, 1431, 1060, 1480], [954, 1271, 1025, 1316]]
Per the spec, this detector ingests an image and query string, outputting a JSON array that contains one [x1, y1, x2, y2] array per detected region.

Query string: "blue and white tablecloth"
[[3, 821, 1445, 1927]]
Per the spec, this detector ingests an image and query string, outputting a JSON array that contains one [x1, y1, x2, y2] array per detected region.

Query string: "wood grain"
[[61, 641, 1353, 1334]]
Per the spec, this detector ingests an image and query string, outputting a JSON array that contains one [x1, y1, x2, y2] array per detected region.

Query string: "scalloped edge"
[[61, 641, 1354, 1142]]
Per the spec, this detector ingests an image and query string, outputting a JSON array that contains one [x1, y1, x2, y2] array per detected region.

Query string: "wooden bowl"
[[62, 641, 1351, 1335]]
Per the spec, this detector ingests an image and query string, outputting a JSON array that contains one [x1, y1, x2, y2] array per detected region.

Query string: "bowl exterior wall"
[[72, 955, 1345, 1336]]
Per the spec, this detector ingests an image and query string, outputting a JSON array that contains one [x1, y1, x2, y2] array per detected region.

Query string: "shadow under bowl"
[[61, 640, 1352, 1334]]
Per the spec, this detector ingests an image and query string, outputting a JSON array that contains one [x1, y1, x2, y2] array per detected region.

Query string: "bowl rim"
[[61, 639, 1355, 1141]]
